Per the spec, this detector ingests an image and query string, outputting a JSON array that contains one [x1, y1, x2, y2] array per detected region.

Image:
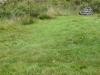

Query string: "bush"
[[38, 13, 54, 20], [91, 2, 100, 13], [0, 0, 100, 18], [18, 15, 35, 25]]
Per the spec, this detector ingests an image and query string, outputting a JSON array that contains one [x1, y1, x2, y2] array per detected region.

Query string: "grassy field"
[[0, 16, 100, 75]]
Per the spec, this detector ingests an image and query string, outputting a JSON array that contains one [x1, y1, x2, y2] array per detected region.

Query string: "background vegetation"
[[0, 0, 100, 19], [0, 0, 99, 24]]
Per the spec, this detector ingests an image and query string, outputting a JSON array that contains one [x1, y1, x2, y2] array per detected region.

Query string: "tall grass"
[[0, 0, 100, 18]]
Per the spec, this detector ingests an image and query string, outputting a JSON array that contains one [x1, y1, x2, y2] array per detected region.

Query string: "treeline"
[[0, 0, 100, 24]]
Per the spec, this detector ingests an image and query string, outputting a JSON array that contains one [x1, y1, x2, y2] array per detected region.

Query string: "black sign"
[[79, 7, 93, 15]]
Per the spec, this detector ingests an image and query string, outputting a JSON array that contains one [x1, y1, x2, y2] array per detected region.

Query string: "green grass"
[[0, 16, 100, 75]]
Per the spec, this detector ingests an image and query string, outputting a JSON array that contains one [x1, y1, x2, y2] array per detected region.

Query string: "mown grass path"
[[0, 16, 100, 75]]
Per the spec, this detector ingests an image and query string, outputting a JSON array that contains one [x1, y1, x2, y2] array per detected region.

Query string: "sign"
[[79, 7, 93, 15]]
